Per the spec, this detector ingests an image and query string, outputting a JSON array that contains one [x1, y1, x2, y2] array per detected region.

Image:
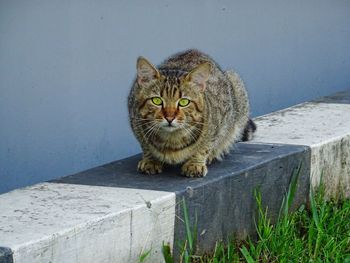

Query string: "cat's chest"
[[153, 131, 192, 150], [150, 143, 194, 165]]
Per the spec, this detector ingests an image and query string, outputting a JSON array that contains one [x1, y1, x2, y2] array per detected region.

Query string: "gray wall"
[[1, 0, 350, 194]]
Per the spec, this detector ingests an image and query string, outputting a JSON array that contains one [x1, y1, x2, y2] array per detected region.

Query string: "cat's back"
[[159, 49, 220, 72]]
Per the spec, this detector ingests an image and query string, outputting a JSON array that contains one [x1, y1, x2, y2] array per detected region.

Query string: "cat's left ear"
[[184, 62, 211, 91], [136, 57, 160, 86]]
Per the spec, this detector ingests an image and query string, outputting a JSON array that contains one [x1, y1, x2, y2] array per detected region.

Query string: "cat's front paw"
[[181, 162, 208, 178], [137, 159, 163, 175]]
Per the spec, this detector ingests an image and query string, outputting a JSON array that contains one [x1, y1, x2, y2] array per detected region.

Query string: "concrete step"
[[251, 90, 350, 198], [0, 183, 175, 263], [0, 90, 349, 263]]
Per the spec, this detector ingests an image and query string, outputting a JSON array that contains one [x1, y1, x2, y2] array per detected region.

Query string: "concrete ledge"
[[251, 90, 350, 198], [55, 143, 310, 254], [0, 184, 175, 263], [0, 90, 349, 262]]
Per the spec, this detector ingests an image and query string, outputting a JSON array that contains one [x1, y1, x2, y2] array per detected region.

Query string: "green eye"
[[178, 98, 190, 107], [151, 97, 162, 106]]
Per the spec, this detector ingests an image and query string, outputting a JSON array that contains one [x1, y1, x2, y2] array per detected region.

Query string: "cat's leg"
[[181, 149, 209, 178], [137, 152, 163, 175]]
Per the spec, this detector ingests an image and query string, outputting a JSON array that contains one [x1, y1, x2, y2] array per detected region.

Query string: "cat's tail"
[[241, 119, 257, 141]]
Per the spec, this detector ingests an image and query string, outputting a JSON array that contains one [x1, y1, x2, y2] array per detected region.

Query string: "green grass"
[[163, 168, 350, 263]]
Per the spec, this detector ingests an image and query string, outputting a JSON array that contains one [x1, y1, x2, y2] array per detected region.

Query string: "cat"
[[128, 49, 256, 177]]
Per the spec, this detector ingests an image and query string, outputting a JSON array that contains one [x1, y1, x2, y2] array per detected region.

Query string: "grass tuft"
[[138, 248, 152, 262]]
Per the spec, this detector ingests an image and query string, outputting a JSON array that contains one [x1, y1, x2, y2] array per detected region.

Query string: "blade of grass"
[[162, 242, 174, 263], [192, 210, 198, 255], [139, 248, 152, 262], [240, 245, 255, 263], [285, 163, 301, 216], [183, 250, 190, 263], [310, 187, 321, 231], [182, 197, 193, 254], [278, 163, 302, 221]]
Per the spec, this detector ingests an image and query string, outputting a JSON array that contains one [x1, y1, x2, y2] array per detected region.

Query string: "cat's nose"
[[165, 116, 175, 124]]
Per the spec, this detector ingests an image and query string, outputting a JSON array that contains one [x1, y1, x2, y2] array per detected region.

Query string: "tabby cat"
[[128, 49, 256, 177]]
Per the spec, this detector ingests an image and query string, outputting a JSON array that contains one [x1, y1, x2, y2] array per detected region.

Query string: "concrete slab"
[[55, 142, 311, 254], [251, 90, 350, 197], [0, 183, 175, 263]]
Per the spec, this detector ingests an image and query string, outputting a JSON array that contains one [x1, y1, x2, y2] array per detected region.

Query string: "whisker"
[[133, 120, 158, 129], [184, 123, 202, 133], [148, 124, 161, 141], [145, 126, 158, 142], [181, 125, 197, 143], [143, 122, 160, 141], [143, 121, 158, 132], [183, 123, 203, 140], [190, 127, 202, 136]]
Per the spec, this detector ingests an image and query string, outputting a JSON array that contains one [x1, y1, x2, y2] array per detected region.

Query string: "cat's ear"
[[136, 57, 160, 86], [184, 62, 211, 91]]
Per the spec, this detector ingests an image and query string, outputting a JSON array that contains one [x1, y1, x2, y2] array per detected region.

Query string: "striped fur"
[[128, 49, 256, 177]]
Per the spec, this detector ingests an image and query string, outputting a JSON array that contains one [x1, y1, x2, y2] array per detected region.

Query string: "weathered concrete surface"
[[251, 90, 350, 197], [55, 142, 311, 254], [310, 135, 350, 198], [0, 183, 175, 263], [174, 143, 310, 254]]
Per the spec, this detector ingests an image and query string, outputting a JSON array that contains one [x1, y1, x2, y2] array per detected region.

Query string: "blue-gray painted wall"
[[1, 0, 350, 194]]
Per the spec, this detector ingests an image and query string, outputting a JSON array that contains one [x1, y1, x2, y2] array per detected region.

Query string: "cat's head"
[[134, 57, 211, 133]]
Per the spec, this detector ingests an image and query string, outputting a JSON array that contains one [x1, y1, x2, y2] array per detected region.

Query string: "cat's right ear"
[[184, 62, 211, 92], [136, 57, 160, 86]]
